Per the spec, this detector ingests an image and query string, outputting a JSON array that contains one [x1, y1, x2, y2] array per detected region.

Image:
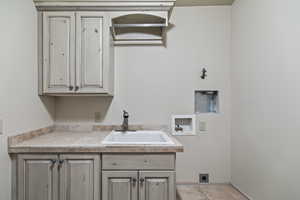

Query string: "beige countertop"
[[8, 126, 184, 153]]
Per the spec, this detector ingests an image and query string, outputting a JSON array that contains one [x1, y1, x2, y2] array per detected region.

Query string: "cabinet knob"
[[140, 178, 145, 185], [69, 86, 74, 91], [58, 160, 64, 168], [131, 178, 137, 186], [75, 86, 79, 91], [50, 159, 57, 168]]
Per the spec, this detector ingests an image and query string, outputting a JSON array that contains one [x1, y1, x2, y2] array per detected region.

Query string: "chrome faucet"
[[115, 110, 136, 132], [122, 110, 129, 132]]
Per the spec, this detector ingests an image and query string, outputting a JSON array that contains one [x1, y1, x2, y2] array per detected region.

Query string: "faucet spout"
[[115, 110, 136, 132], [122, 110, 129, 132]]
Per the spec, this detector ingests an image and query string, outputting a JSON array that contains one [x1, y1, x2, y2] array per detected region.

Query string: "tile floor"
[[177, 184, 249, 200]]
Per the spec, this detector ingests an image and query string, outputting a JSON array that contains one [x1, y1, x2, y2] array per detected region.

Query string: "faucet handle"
[[123, 110, 129, 118]]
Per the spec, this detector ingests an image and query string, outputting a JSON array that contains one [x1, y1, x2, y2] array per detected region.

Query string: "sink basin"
[[102, 130, 175, 145]]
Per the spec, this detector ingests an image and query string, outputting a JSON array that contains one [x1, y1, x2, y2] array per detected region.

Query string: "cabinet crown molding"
[[33, 0, 176, 11]]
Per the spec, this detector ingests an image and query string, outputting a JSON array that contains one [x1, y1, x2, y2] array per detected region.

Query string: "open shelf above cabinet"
[[110, 12, 170, 45]]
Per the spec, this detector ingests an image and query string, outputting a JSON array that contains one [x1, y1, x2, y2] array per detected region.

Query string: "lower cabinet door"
[[102, 171, 138, 200], [59, 154, 100, 200], [17, 154, 59, 200], [139, 171, 175, 200]]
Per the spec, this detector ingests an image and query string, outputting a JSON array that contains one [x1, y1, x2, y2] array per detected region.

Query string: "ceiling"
[[175, 0, 234, 6]]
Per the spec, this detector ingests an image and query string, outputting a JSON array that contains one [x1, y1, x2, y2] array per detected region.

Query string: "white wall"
[[0, 0, 55, 199], [2, 0, 300, 197], [231, 0, 300, 199], [55, 6, 232, 183]]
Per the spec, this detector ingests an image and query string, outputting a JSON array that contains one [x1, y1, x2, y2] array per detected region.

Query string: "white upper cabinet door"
[[76, 12, 110, 94], [43, 12, 75, 94]]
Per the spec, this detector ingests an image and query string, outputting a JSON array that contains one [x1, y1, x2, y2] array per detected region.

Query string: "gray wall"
[[55, 6, 232, 183], [231, 0, 300, 199], [0, 0, 55, 199]]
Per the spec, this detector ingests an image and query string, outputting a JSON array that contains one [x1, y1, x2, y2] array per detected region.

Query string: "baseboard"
[[176, 182, 199, 185], [230, 183, 253, 200]]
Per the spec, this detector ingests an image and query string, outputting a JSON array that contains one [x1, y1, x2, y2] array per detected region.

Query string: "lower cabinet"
[[17, 154, 100, 200], [15, 153, 176, 200], [102, 171, 175, 200], [139, 171, 175, 200], [102, 171, 138, 200]]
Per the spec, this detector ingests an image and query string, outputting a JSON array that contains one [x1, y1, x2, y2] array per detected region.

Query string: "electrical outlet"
[[199, 121, 207, 132], [94, 112, 101, 123], [199, 174, 209, 184]]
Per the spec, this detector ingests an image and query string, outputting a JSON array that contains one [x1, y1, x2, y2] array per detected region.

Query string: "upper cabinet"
[[41, 11, 114, 96], [34, 0, 175, 96]]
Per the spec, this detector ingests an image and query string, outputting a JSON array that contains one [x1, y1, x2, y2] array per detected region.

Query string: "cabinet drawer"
[[102, 154, 175, 170]]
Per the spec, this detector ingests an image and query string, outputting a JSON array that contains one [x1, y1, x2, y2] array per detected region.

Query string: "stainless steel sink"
[[102, 130, 174, 145]]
